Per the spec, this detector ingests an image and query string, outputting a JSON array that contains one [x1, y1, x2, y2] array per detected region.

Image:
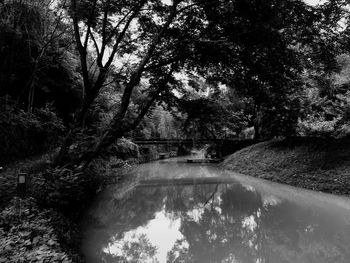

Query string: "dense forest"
[[1, 0, 350, 262], [1, 0, 350, 166]]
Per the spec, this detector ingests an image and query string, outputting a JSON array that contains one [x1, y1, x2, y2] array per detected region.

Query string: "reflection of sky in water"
[[242, 214, 257, 232], [262, 195, 281, 207], [104, 209, 187, 262], [186, 207, 205, 222]]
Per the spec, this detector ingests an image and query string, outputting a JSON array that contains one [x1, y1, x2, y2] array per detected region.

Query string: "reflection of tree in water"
[[98, 234, 158, 263], [164, 184, 350, 263], [165, 183, 265, 263], [119, 234, 158, 263]]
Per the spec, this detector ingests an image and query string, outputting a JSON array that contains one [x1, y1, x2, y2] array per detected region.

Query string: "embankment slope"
[[222, 137, 350, 196]]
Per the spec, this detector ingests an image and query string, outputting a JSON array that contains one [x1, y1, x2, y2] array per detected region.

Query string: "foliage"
[[191, 0, 325, 139], [297, 54, 350, 138], [1, 139, 137, 262], [298, 116, 339, 137], [86, 83, 122, 131], [0, 197, 72, 263], [107, 138, 140, 161], [134, 105, 185, 139], [30, 138, 138, 216], [0, 98, 65, 163], [0, 0, 82, 120], [30, 166, 98, 217], [180, 89, 251, 139], [0, 150, 57, 210]]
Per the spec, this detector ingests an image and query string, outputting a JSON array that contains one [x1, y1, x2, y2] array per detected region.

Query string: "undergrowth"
[[0, 198, 73, 263], [0, 100, 65, 164], [0, 140, 139, 262]]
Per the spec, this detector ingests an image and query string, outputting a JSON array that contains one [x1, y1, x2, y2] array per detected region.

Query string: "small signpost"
[[17, 173, 28, 198]]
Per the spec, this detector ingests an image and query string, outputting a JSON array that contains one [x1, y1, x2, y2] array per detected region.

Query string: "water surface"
[[81, 158, 350, 263]]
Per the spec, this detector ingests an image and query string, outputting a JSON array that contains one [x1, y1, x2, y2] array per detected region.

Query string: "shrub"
[[297, 116, 339, 137], [0, 99, 65, 163], [30, 166, 98, 218], [107, 138, 139, 160]]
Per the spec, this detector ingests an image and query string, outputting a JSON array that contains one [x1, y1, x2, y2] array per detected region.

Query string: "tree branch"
[[114, 1, 180, 124], [105, 9, 134, 45], [104, 2, 146, 68], [144, 55, 181, 71], [131, 64, 177, 129], [89, 31, 100, 55], [71, 0, 84, 53], [71, 0, 92, 110], [83, 0, 97, 49], [98, 9, 109, 66]]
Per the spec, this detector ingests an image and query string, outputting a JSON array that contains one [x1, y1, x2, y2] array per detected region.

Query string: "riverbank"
[[0, 138, 140, 262], [0, 156, 137, 262], [221, 137, 350, 196]]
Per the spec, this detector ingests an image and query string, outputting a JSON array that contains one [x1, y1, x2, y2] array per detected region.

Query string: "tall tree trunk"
[[27, 65, 38, 113], [27, 81, 35, 113], [253, 103, 262, 140], [254, 124, 260, 140]]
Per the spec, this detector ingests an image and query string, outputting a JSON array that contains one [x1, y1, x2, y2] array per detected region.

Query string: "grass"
[[221, 137, 350, 196]]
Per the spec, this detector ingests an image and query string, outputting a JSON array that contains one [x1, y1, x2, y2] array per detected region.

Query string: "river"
[[81, 157, 350, 263]]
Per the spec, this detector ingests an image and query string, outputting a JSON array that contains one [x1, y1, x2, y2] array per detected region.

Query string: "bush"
[[297, 116, 339, 137], [30, 166, 98, 218], [297, 114, 350, 138], [107, 138, 139, 160], [0, 99, 65, 164]]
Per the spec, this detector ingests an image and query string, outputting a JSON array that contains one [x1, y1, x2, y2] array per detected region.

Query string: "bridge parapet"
[[133, 138, 242, 145]]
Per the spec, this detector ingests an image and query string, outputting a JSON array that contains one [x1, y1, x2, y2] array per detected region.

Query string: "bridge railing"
[[132, 138, 242, 145]]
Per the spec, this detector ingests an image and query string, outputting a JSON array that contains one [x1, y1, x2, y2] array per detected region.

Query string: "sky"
[[163, 0, 326, 6], [304, 0, 326, 6]]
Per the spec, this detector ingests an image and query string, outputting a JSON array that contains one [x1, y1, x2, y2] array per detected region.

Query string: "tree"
[[295, 1, 350, 137], [56, 0, 207, 167], [192, 0, 325, 139], [0, 0, 81, 120]]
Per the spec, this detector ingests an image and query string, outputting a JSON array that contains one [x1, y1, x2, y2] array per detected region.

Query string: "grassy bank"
[[221, 137, 350, 196]]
